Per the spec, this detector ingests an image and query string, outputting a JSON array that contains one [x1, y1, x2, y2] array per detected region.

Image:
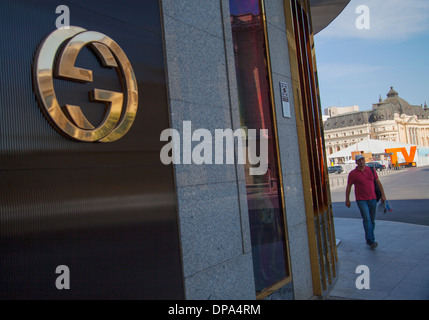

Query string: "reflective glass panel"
[[230, 0, 290, 294]]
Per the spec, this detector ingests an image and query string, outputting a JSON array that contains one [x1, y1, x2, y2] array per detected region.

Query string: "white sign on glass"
[[279, 81, 290, 118]]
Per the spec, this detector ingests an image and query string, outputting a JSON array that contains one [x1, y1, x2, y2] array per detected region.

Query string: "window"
[[230, 0, 290, 296]]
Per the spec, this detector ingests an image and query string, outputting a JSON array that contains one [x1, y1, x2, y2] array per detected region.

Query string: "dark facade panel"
[[0, 0, 184, 299]]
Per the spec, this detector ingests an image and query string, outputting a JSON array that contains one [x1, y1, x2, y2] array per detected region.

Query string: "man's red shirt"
[[347, 166, 378, 201]]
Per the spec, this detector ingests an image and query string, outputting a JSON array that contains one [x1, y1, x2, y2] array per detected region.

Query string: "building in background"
[[324, 87, 429, 156], [327, 139, 429, 168], [0, 0, 349, 300], [325, 105, 359, 117]]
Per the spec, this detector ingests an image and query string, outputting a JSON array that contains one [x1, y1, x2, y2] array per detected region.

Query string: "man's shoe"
[[369, 241, 378, 249]]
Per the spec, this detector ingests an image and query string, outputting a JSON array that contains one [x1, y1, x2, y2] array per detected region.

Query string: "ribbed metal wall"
[[0, 0, 184, 299]]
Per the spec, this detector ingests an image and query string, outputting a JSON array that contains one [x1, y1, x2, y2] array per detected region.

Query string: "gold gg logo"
[[33, 26, 138, 142]]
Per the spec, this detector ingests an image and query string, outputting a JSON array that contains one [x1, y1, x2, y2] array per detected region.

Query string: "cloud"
[[317, 0, 429, 41]]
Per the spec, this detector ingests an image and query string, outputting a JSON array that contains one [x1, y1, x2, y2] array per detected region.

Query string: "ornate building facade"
[[324, 87, 429, 155]]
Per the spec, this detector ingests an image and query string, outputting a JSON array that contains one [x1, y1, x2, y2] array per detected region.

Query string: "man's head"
[[355, 154, 365, 168]]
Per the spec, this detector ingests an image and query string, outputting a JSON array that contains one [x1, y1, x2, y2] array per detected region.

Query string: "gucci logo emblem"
[[33, 26, 138, 142]]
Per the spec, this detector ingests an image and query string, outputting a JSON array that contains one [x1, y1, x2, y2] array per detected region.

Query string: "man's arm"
[[345, 182, 352, 208], [376, 178, 386, 201]]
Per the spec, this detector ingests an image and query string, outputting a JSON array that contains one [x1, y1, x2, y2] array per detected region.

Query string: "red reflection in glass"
[[230, 0, 289, 293]]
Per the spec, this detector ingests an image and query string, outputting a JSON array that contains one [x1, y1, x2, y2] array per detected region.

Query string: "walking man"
[[345, 155, 386, 248]]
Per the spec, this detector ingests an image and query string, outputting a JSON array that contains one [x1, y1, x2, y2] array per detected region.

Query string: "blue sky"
[[314, 0, 429, 112]]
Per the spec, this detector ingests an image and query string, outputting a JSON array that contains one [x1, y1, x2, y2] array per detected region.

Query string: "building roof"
[[324, 110, 371, 130], [387, 86, 399, 98], [324, 87, 429, 130]]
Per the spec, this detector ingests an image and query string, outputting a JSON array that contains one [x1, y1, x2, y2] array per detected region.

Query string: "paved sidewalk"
[[328, 218, 429, 300]]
